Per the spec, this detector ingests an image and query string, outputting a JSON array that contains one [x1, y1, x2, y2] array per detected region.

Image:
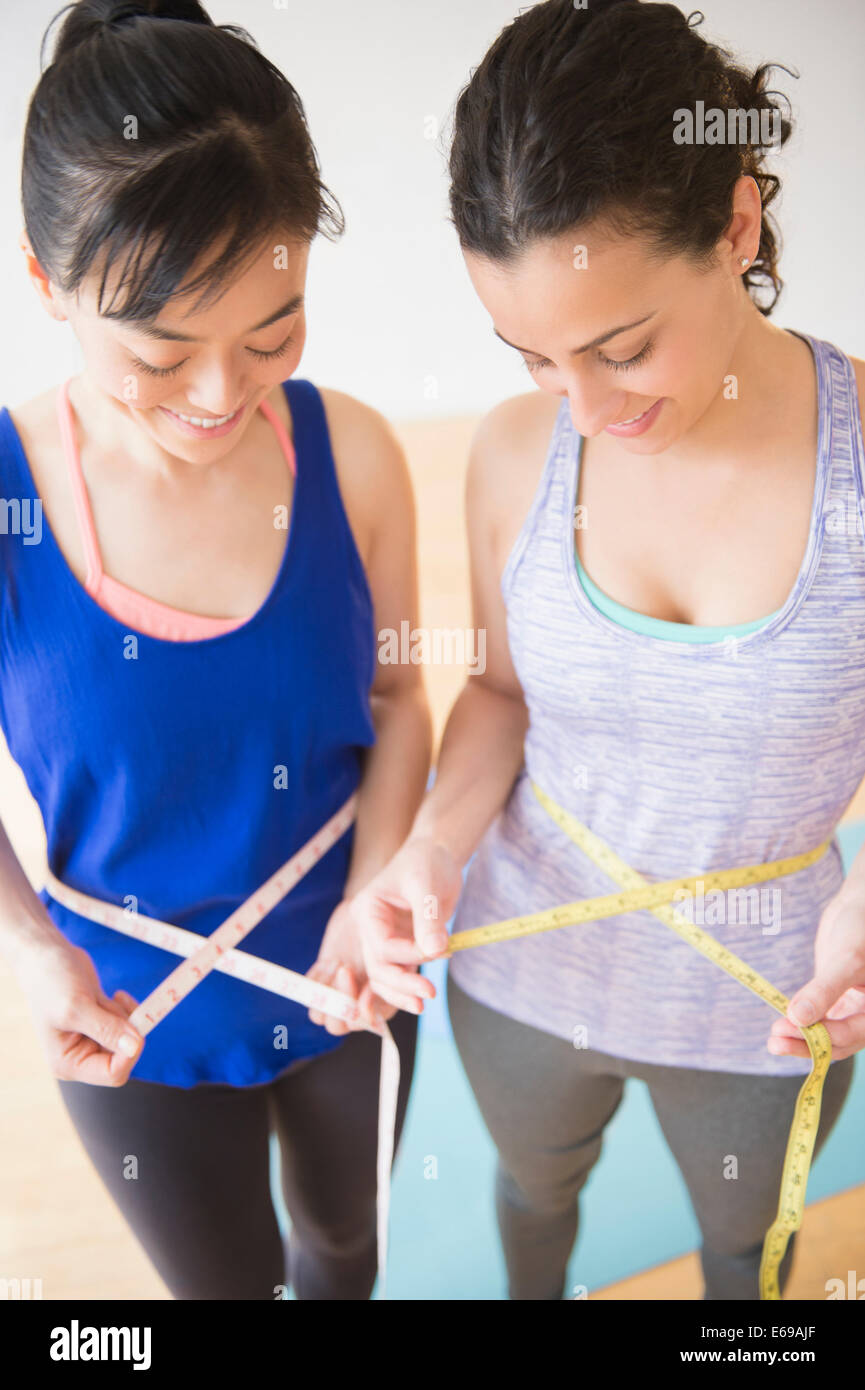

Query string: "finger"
[[787, 953, 865, 1027], [362, 888, 448, 960], [358, 983, 397, 1028], [376, 936, 432, 966], [362, 915, 427, 965], [771, 1011, 864, 1046], [821, 1013, 865, 1052], [767, 1035, 809, 1058], [340, 981, 378, 1031], [323, 966, 356, 1036], [113, 990, 140, 1017], [67, 997, 143, 1062], [769, 1013, 865, 1056], [307, 959, 337, 1028], [825, 1002, 848, 1020], [338, 963, 358, 996], [369, 962, 436, 1000], [57, 1033, 138, 1087], [365, 980, 425, 1015], [98, 991, 128, 1018], [824, 988, 865, 1020], [769, 1017, 805, 1040], [403, 878, 450, 957]]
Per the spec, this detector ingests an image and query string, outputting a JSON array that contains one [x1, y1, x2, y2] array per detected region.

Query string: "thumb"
[[70, 995, 143, 1059], [787, 971, 851, 1028], [404, 876, 449, 957]]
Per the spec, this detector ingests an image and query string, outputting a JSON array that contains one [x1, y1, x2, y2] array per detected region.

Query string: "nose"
[[182, 361, 248, 418], [562, 373, 628, 437]]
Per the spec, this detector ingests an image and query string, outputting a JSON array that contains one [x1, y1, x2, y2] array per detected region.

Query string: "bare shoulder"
[[466, 390, 563, 559], [851, 356, 865, 426], [318, 384, 402, 448], [5, 385, 60, 449], [317, 386, 414, 566], [4, 385, 67, 497]]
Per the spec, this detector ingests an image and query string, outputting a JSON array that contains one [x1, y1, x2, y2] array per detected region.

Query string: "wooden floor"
[[1, 410, 863, 1300]]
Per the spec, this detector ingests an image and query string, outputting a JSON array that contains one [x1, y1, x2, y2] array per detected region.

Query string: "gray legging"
[[56, 1005, 418, 1301], [447, 970, 856, 1300]]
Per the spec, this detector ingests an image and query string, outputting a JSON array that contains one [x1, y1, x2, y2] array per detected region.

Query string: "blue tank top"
[[0, 378, 376, 1087]]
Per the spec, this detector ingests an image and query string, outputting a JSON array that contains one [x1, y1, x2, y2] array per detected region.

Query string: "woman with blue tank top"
[[0, 0, 432, 1299], [354, 0, 865, 1299]]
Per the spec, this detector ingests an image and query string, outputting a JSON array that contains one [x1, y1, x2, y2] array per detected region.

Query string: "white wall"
[[1, 0, 862, 420]]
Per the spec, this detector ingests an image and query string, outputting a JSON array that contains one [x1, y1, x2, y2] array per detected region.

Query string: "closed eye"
[[524, 340, 655, 375], [246, 335, 294, 363], [132, 334, 295, 378]]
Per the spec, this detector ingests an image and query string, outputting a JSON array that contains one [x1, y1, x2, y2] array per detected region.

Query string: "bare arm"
[[321, 389, 433, 894], [409, 406, 531, 865], [305, 390, 434, 1030], [350, 392, 557, 1016], [0, 807, 145, 1084], [0, 813, 64, 975]]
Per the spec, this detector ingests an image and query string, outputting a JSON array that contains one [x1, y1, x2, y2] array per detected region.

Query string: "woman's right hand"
[[352, 836, 463, 1019], [14, 937, 144, 1086]]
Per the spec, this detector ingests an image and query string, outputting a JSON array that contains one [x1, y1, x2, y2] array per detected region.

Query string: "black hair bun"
[[52, 0, 211, 60], [111, 0, 210, 23]]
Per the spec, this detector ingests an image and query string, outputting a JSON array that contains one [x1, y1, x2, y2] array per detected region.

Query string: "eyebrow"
[[126, 294, 305, 343], [493, 311, 657, 358]]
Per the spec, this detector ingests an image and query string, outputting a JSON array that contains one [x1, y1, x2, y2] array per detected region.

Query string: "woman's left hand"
[[768, 888, 865, 1061], [305, 898, 396, 1037]]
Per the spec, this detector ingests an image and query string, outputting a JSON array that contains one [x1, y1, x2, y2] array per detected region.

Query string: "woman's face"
[[29, 232, 310, 462], [463, 208, 756, 455]]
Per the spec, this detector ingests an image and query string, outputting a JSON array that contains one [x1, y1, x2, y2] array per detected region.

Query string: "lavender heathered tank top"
[[448, 331, 865, 1076]]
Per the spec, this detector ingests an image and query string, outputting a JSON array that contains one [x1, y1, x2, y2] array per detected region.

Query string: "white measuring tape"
[[47, 783, 830, 1302], [42, 792, 401, 1301]]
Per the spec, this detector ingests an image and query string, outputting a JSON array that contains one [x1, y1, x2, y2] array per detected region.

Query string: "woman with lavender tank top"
[[354, 1, 865, 1299]]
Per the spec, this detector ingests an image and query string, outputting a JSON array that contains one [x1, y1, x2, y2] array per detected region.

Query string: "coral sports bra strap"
[[258, 396, 297, 479], [56, 380, 298, 605]]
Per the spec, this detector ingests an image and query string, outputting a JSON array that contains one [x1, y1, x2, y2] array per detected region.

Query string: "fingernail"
[[118, 1035, 139, 1056], [422, 932, 446, 954], [791, 998, 816, 1025]]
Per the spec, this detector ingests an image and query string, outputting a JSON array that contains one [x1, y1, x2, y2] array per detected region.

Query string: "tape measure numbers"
[[44, 781, 836, 1301], [449, 780, 834, 1302], [43, 794, 401, 1302]]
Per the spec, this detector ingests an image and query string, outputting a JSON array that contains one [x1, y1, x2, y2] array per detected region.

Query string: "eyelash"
[[132, 335, 294, 378], [525, 340, 655, 375]]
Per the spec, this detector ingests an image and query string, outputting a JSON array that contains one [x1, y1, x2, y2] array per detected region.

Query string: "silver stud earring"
[[739, 256, 750, 268]]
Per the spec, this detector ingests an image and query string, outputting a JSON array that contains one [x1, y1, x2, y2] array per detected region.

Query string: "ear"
[[720, 174, 762, 273], [19, 229, 68, 322]]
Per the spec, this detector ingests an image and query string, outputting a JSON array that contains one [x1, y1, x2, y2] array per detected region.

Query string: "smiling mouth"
[[615, 403, 655, 425], [162, 405, 244, 428]]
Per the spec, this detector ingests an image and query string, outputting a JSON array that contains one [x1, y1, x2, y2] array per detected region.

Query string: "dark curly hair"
[[21, 0, 344, 324], [448, 0, 796, 314]]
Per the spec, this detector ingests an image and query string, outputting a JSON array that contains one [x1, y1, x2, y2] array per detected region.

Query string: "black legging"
[[56, 1006, 418, 1300]]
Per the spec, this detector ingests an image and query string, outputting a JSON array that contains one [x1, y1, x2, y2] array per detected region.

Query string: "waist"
[[512, 756, 841, 871], [475, 771, 844, 905]]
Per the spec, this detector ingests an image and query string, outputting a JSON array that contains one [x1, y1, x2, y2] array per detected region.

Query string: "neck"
[[68, 374, 257, 480], [661, 304, 810, 467]]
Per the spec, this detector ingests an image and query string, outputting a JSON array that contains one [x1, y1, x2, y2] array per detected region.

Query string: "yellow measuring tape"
[[448, 779, 835, 1301]]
